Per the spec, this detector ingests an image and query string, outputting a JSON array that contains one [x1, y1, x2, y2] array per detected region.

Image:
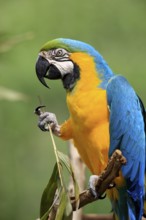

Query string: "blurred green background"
[[0, 0, 146, 219]]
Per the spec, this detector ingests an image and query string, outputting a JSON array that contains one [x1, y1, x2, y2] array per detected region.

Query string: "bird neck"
[[69, 52, 112, 93]]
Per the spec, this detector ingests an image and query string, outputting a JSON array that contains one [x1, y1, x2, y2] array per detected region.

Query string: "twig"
[[82, 214, 113, 220], [48, 149, 126, 219], [0, 32, 34, 53], [71, 150, 126, 210], [48, 125, 64, 189], [68, 141, 86, 220]]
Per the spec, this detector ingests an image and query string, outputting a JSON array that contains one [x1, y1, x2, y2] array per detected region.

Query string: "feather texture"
[[107, 75, 145, 219], [39, 38, 145, 219]]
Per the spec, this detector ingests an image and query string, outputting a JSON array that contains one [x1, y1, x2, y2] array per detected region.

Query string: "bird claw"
[[37, 112, 61, 136], [108, 182, 116, 189], [89, 175, 99, 198], [99, 193, 106, 199], [89, 175, 107, 200]]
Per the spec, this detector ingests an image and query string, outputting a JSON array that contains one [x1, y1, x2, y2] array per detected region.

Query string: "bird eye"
[[55, 49, 64, 57], [47, 48, 69, 60]]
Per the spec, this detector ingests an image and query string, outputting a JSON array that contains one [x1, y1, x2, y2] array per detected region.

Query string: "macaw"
[[35, 38, 146, 220]]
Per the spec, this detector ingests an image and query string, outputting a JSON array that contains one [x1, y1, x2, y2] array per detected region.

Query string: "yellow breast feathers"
[[61, 52, 110, 174]]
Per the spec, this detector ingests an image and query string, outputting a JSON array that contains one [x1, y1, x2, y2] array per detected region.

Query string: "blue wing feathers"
[[107, 75, 145, 219], [107, 75, 145, 181]]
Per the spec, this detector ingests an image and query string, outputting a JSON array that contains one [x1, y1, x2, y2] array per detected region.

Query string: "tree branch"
[[48, 150, 126, 219], [70, 149, 126, 210]]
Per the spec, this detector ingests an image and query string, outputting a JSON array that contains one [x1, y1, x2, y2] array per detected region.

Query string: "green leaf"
[[55, 189, 67, 220], [40, 151, 79, 220], [55, 189, 73, 220], [70, 170, 80, 210], [63, 193, 73, 220], [40, 163, 59, 219], [58, 151, 71, 174], [58, 151, 80, 208]]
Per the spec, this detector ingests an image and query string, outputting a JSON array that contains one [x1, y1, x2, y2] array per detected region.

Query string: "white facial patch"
[[50, 60, 74, 77], [39, 50, 74, 78]]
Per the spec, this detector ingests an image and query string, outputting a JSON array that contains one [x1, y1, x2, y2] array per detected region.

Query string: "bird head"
[[35, 38, 113, 91]]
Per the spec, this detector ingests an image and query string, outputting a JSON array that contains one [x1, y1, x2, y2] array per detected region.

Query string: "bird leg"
[[89, 150, 126, 199], [34, 106, 61, 136]]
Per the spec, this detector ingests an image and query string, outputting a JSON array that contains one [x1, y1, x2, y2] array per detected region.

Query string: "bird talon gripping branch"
[[35, 106, 61, 136], [34, 105, 46, 116]]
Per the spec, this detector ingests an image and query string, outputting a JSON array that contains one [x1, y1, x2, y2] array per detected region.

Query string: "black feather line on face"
[[62, 63, 80, 91]]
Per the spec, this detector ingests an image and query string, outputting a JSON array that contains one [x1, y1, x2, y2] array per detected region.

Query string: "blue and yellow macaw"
[[35, 38, 146, 220]]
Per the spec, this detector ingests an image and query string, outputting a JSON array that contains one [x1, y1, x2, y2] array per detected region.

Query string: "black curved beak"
[[35, 56, 50, 88], [35, 56, 62, 88]]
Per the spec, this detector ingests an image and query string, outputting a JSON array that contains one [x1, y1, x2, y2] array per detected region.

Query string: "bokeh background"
[[0, 0, 146, 219]]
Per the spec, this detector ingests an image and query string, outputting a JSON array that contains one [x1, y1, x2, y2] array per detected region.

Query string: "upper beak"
[[35, 55, 62, 88], [35, 55, 50, 88]]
